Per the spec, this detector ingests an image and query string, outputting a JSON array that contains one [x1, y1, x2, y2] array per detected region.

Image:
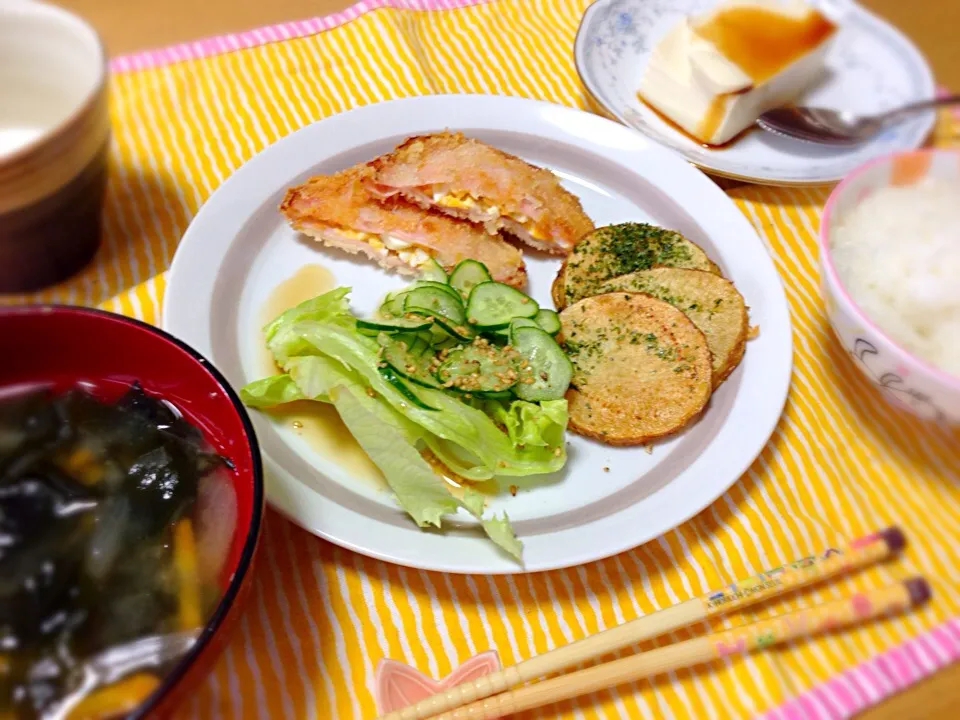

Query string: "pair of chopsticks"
[[378, 527, 928, 720]]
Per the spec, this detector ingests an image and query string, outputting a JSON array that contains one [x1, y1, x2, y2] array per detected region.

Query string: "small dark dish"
[[0, 306, 263, 718]]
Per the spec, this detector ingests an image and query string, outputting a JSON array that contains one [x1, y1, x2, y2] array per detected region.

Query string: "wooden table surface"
[[56, 1, 960, 718]]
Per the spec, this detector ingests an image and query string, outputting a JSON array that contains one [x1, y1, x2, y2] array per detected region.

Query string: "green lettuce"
[[269, 319, 566, 476], [330, 384, 523, 560], [480, 399, 568, 449], [239, 374, 305, 407], [239, 288, 569, 562], [263, 287, 350, 343], [330, 385, 460, 528]]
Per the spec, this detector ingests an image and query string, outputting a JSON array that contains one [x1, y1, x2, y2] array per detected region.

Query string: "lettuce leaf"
[[331, 385, 459, 527], [240, 287, 570, 563], [480, 399, 568, 449], [270, 319, 566, 476], [263, 287, 351, 343], [239, 374, 305, 407], [421, 436, 494, 481], [331, 386, 522, 561], [478, 513, 522, 561], [462, 489, 522, 560]]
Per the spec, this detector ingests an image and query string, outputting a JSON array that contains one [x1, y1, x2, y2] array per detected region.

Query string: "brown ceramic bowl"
[[0, 1, 110, 293]]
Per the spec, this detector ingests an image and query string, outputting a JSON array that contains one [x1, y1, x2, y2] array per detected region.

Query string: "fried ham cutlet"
[[280, 165, 527, 288], [369, 132, 594, 255]]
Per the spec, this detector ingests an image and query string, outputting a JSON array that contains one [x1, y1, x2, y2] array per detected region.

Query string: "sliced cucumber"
[[427, 324, 453, 344], [474, 390, 514, 400], [415, 329, 438, 348], [433, 315, 475, 342], [433, 335, 461, 350], [379, 282, 457, 319], [380, 336, 442, 389], [379, 290, 411, 319], [510, 325, 572, 402], [424, 324, 467, 350], [377, 366, 438, 409], [377, 331, 429, 356], [357, 316, 432, 335], [449, 259, 493, 298], [407, 334, 432, 358], [404, 286, 467, 326], [411, 280, 461, 299], [534, 308, 561, 335], [466, 281, 539, 329], [436, 343, 519, 394], [484, 327, 511, 345], [418, 256, 448, 284], [507, 317, 539, 333]]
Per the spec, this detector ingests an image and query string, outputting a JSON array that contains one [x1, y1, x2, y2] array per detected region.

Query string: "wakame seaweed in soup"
[[0, 383, 232, 719]]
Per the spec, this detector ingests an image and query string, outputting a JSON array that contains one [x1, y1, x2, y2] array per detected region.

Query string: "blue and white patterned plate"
[[574, 0, 936, 185]]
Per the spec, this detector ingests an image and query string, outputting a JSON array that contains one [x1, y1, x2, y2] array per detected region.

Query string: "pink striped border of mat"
[[759, 618, 960, 720], [108, 0, 494, 73]]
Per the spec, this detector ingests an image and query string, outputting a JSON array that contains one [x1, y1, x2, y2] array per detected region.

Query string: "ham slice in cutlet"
[[369, 132, 594, 255], [280, 164, 527, 289]]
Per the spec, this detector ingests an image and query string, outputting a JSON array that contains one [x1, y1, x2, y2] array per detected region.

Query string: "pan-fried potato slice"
[[560, 293, 712, 445], [598, 268, 748, 386], [554, 223, 720, 309]]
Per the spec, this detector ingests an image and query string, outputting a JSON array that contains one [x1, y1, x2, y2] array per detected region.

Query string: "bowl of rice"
[[820, 149, 960, 424]]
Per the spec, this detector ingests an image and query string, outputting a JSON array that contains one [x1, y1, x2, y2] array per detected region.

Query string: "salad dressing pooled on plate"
[[257, 263, 337, 375], [259, 264, 386, 487]]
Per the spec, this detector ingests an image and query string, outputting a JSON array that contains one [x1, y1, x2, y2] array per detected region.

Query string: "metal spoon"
[[47, 630, 200, 719], [756, 94, 960, 145]]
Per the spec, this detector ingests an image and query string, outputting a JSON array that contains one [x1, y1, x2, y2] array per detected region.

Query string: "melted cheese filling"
[[332, 228, 432, 267], [430, 189, 549, 240]]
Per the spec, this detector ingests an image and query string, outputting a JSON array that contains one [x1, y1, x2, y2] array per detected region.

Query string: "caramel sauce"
[[636, 92, 750, 149], [257, 264, 386, 487], [696, 95, 729, 146], [694, 6, 835, 84]]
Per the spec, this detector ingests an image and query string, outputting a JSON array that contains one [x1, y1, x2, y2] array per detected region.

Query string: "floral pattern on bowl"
[[573, 0, 936, 185], [819, 149, 960, 425]]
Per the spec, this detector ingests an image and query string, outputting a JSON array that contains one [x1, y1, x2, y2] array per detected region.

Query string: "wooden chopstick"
[[378, 527, 904, 720], [432, 578, 931, 720]]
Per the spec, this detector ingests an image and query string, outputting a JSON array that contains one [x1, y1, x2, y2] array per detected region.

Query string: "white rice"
[[830, 177, 960, 377]]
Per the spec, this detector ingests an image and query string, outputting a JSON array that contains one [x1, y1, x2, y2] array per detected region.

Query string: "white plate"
[[575, 0, 936, 185], [163, 95, 792, 574]]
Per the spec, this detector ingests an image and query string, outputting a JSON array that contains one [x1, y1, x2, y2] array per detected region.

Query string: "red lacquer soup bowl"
[[0, 305, 264, 718]]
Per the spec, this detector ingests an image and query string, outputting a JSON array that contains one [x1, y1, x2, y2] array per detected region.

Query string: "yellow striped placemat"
[[7, 1, 960, 717]]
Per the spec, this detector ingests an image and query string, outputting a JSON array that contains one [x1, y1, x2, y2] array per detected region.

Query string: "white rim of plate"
[[163, 94, 793, 573], [573, 0, 937, 186]]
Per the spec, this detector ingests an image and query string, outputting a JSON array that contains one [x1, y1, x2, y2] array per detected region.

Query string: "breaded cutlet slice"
[[552, 223, 721, 309], [559, 292, 712, 445], [597, 267, 748, 387], [280, 164, 527, 288], [369, 131, 594, 255]]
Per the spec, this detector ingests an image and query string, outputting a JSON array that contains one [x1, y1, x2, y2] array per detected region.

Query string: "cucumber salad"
[[240, 259, 573, 561]]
